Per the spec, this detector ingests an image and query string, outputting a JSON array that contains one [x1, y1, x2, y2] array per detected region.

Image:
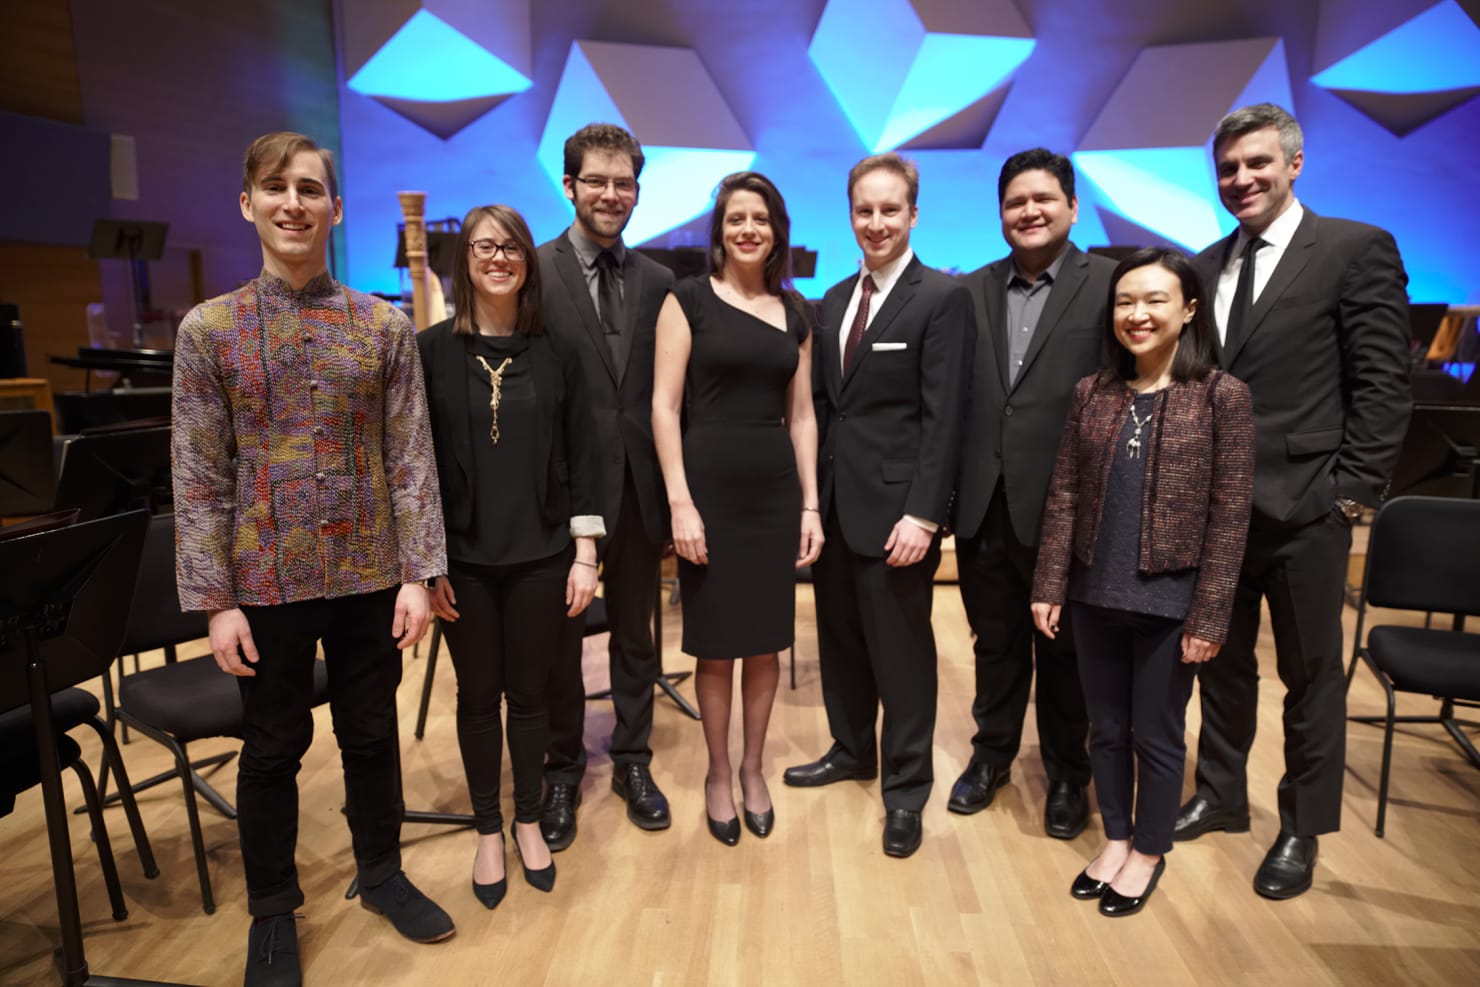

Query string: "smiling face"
[[1215, 126, 1302, 236], [240, 148, 341, 284], [720, 189, 774, 270], [464, 216, 527, 310], [1112, 262, 1197, 381], [563, 148, 638, 247], [1000, 167, 1077, 268], [850, 168, 917, 271]]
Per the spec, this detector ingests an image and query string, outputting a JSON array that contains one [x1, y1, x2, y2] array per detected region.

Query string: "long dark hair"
[[1100, 247, 1215, 383], [451, 204, 543, 337], [708, 171, 795, 296]]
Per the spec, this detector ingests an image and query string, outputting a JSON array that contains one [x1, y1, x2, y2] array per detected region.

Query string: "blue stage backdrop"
[[332, 0, 1480, 302]]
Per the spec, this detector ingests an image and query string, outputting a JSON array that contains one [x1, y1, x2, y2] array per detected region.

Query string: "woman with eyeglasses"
[[653, 172, 824, 845], [417, 204, 603, 909], [1031, 247, 1254, 917]]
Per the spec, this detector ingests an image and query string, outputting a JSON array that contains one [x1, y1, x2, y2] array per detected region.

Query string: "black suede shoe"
[[244, 914, 300, 987], [540, 783, 581, 852], [1254, 832, 1317, 900], [1070, 869, 1110, 900], [1099, 858, 1166, 917], [947, 762, 1009, 815], [612, 764, 672, 830], [782, 754, 878, 788], [359, 871, 455, 943], [882, 809, 922, 858], [1172, 794, 1250, 842], [1044, 781, 1089, 839]]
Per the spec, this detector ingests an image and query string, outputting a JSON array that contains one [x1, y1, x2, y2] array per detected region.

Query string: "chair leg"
[[69, 759, 128, 921], [1376, 680, 1398, 839], [1439, 699, 1480, 771], [82, 716, 159, 878], [414, 619, 442, 741], [788, 645, 796, 691], [118, 718, 217, 913]]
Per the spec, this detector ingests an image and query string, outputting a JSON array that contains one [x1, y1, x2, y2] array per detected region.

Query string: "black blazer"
[[814, 254, 974, 557], [537, 231, 675, 543], [1193, 208, 1412, 524], [954, 244, 1116, 545], [417, 319, 602, 537]]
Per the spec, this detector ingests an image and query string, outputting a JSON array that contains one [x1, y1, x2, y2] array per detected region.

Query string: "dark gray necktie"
[[1224, 236, 1265, 352], [596, 249, 623, 366]]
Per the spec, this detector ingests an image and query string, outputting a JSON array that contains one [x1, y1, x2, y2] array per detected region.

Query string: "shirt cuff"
[[570, 515, 606, 539], [903, 514, 939, 534]]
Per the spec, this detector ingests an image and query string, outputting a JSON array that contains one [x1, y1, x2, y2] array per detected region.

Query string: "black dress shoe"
[[359, 871, 455, 943], [612, 764, 672, 830], [1172, 794, 1250, 842], [882, 809, 922, 858], [707, 813, 741, 846], [540, 783, 581, 852], [1254, 832, 1317, 900], [782, 754, 878, 788], [1044, 781, 1089, 840], [947, 762, 1009, 815], [1070, 869, 1110, 900], [514, 835, 556, 893], [1099, 858, 1166, 917], [244, 913, 301, 987]]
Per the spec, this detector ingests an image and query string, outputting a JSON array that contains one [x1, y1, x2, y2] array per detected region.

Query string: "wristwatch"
[[1334, 496, 1363, 524]]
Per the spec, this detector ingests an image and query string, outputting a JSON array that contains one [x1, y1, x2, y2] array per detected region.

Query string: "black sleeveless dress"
[[672, 276, 809, 659]]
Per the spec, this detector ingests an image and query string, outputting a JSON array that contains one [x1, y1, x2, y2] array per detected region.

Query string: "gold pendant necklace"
[[1126, 400, 1152, 459], [474, 354, 513, 444]]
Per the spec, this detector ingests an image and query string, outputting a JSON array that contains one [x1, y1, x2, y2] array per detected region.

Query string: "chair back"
[[120, 513, 209, 654], [1363, 496, 1480, 616]]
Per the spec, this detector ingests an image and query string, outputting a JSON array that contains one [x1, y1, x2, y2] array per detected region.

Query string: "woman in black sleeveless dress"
[[653, 172, 823, 845]]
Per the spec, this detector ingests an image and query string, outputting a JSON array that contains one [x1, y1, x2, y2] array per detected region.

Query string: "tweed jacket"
[[1032, 369, 1254, 643], [172, 272, 446, 611]]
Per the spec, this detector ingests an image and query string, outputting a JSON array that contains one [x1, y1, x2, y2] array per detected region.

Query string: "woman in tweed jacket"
[[1031, 247, 1254, 917]]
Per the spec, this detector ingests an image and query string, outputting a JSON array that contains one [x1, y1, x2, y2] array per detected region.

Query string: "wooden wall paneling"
[[0, 242, 103, 398], [0, 0, 83, 124]]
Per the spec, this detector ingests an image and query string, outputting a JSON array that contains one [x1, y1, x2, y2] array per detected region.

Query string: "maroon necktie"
[[842, 273, 876, 374]]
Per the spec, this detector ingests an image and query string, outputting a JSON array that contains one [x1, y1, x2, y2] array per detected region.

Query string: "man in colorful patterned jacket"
[[172, 131, 450, 987]]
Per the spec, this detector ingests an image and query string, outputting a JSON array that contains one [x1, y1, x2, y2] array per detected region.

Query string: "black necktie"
[[596, 249, 623, 366], [1224, 236, 1265, 352]]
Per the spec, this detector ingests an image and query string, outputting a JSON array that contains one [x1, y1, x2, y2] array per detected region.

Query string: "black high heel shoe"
[[1099, 857, 1165, 917], [708, 813, 741, 846], [472, 835, 507, 910], [514, 831, 556, 893], [740, 777, 774, 839]]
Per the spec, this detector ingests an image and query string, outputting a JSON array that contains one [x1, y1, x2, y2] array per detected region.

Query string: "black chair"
[[108, 512, 329, 913], [1346, 495, 1480, 837]]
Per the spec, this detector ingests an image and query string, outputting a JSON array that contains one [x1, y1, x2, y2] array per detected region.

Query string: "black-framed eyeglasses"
[[469, 239, 525, 261], [575, 175, 638, 196]]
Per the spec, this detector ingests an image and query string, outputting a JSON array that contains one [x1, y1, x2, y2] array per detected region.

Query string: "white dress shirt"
[[837, 247, 914, 370], [1215, 200, 1304, 344]]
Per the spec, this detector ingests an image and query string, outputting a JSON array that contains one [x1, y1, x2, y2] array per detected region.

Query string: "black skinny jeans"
[[441, 547, 570, 833]]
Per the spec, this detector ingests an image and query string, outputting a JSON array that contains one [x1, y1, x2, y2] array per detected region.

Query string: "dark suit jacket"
[[417, 319, 601, 536], [537, 231, 675, 543], [1032, 371, 1255, 643], [1193, 208, 1411, 525], [954, 244, 1116, 545], [814, 254, 974, 557]]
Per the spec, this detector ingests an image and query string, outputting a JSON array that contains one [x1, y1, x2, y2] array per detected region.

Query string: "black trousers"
[[1193, 511, 1351, 836], [546, 466, 662, 784], [442, 549, 569, 833], [1073, 604, 1198, 855], [237, 588, 404, 918], [956, 489, 1091, 785], [812, 515, 940, 811]]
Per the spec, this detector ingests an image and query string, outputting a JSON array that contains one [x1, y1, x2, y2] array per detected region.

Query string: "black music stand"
[[1389, 404, 1480, 501], [53, 422, 172, 521], [0, 409, 56, 517], [86, 220, 168, 348], [0, 510, 197, 987]]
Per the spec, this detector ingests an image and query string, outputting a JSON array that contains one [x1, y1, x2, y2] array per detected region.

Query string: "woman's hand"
[[1031, 602, 1062, 640], [671, 501, 708, 565], [1180, 634, 1220, 664], [797, 509, 824, 567], [566, 560, 597, 617], [429, 575, 460, 623]]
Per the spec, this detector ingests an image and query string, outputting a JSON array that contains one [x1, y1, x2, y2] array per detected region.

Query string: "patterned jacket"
[[1032, 369, 1254, 643], [171, 272, 446, 610]]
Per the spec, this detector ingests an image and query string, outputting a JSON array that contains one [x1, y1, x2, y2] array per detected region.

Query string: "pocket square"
[[871, 342, 907, 352]]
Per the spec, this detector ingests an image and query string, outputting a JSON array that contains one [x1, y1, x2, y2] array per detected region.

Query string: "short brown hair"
[[450, 204, 543, 337], [847, 152, 919, 207], [242, 132, 338, 201], [563, 123, 645, 180]]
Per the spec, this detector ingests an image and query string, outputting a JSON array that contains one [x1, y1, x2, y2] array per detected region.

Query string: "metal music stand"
[[53, 421, 172, 521], [0, 509, 198, 987], [86, 220, 169, 348], [0, 409, 56, 517]]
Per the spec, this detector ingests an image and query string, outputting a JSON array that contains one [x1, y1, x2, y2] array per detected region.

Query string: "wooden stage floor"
[[3, 573, 1478, 985]]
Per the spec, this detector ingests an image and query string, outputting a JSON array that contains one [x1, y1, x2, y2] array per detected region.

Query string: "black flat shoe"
[[1172, 794, 1250, 842], [1099, 858, 1165, 917], [472, 836, 507, 910], [1070, 869, 1110, 900], [513, 835, 556, 893], [708, 813, 740, 846], [1254, 832, 1317, 900]]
